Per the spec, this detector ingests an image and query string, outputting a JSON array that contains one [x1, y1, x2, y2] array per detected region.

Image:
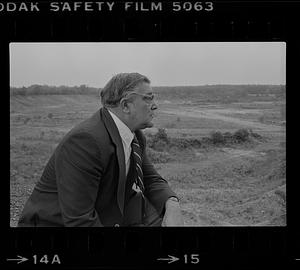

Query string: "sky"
[[10, 42, 286, 88]]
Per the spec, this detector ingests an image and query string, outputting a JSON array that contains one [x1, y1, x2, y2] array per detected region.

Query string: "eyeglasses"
[[123, 91, 157, 104]]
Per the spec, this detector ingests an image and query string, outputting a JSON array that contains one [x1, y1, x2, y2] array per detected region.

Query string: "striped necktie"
[[131, 136, 145, 192]]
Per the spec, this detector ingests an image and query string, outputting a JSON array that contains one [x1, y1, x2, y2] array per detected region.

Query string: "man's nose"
[[151, 101, 158, 110]]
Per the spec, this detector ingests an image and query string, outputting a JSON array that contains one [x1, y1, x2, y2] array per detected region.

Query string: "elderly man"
[[18, 72, 184, 227]]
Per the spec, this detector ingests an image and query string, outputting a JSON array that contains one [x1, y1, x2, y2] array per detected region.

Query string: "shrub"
[[23, 117, 30, 124], [223, 132, 234, 143], [40, 131, 45, 139], [150, 140, 168, 152], [153, 128, 169, 143], [147, 129, 203, 151], [249, 129, 263, 140], [147, 128, 261, 153], [234, 129, 250, 142], [210, 131, 225, 144], [146, 148, 173, 163], [170, 138, 202, 149], [147, 129, 169, 152]]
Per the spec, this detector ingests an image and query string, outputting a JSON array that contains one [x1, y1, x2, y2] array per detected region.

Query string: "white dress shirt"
[[108, 110, 134, 176]]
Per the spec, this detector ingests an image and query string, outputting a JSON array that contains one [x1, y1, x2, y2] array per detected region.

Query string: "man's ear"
[[120, 98, 131, 113]]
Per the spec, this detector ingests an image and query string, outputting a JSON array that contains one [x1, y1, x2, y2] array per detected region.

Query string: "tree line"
[[10, 84, 285, 101]]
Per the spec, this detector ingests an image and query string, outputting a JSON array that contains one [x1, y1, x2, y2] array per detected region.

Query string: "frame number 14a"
[[33, 254, 61, 264]]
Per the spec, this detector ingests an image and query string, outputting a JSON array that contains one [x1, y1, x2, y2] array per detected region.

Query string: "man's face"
[[128, 82, 157, 130]]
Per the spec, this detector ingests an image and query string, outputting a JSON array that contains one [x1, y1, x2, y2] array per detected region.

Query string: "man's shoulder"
[[76, 110, 106, 135], [60, 109, 112, 148]]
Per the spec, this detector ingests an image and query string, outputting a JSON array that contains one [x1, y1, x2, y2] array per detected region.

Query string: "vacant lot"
[[10, 93, 286, 227]]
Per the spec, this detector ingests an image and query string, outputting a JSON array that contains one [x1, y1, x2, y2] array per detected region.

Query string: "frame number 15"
[[184, 254, 200, 264]]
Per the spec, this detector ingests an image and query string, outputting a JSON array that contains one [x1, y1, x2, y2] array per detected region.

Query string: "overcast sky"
[[10, 42, 286, 88]]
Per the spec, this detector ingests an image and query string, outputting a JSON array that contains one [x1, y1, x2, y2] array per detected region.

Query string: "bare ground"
[[155, 143, 286, 226], [10, 95, 286, 227]]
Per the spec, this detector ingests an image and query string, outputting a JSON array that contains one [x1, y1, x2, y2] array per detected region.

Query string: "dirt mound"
[[254, 214, 286, 226]]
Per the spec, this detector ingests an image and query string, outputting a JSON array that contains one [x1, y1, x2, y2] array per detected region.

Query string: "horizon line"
[[10, 83, 286, 88]]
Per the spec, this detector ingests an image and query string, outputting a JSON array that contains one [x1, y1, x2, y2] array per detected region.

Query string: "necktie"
[[131, 135, 146, 222], [131, 136, 145, 192]]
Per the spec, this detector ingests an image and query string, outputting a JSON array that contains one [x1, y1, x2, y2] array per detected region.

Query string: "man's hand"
[[162, 197, 185, 226]]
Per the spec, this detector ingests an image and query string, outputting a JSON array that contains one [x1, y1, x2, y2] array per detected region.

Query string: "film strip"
[[0, 1, 289, 41], [2, 0, 300, 269], [7, 228, 288, 268]]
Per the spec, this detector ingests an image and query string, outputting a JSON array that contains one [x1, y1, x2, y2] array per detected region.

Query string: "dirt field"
[[10, 94, 286, 227]]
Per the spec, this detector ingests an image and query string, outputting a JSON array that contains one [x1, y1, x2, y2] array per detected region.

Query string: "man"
[[18, 72, 184, 227]]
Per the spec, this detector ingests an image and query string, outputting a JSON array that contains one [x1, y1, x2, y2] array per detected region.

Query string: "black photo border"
[[2, 0, 299, 269]]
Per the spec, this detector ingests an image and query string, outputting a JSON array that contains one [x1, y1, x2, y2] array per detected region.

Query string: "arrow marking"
[[157, 255, 180, 264], [6, 255, 29, 264]]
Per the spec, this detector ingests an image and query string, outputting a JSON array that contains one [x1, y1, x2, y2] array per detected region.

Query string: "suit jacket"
[[18, 107, 177, 227]]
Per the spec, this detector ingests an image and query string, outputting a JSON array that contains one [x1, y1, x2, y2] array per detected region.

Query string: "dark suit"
[[18, 107, 177, 227]]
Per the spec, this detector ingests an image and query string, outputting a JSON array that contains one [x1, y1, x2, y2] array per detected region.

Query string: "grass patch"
[[146, 148, 174, 164]]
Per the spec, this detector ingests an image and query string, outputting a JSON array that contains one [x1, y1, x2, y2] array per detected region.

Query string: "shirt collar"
[[107, 109, 134, 147]]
